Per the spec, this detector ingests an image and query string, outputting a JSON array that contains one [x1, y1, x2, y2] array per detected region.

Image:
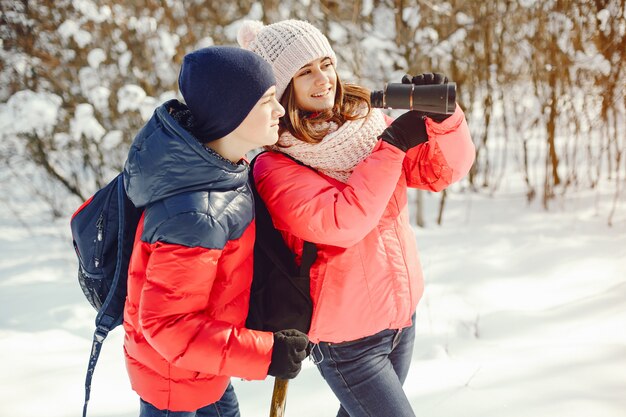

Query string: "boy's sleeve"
[[137, 219, 274, 380]]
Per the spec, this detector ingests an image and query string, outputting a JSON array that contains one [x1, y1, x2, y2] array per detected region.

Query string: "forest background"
[[1, 0, 624, 225]]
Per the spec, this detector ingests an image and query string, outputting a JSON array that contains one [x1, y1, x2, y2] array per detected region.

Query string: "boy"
[[122, 46, 308, 417]]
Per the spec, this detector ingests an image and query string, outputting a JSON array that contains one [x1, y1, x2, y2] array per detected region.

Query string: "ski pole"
[[269, 378, 289, 417]]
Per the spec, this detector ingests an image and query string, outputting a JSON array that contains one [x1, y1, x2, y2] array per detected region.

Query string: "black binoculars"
[[370, 83, 456, 114]]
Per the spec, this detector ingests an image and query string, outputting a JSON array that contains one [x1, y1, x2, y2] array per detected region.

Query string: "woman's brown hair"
[[278, 71, 372, 144]]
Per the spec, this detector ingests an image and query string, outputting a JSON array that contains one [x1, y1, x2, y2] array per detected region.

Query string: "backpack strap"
[[300, 241, 317, 277], [82, 326, 109, 417]]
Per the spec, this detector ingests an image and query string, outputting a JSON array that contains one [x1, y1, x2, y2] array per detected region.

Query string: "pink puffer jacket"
[[254, 105, 474, 343]]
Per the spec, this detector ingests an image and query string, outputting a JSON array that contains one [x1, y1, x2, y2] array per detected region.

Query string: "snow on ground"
[[0, 174, 624, 417]]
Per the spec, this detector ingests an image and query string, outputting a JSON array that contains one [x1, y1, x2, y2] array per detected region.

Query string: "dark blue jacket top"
[[123, 99, 254, 248]]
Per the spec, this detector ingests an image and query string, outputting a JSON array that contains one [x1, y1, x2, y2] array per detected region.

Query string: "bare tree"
[[1, 0, 624, 224]]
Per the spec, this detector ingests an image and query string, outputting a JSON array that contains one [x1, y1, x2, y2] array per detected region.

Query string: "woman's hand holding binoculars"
[[401, 73, 453, 123]]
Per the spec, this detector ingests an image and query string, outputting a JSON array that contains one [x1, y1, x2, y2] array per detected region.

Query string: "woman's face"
[[292, 57, 337, 112], [232, 86, 285, 147]]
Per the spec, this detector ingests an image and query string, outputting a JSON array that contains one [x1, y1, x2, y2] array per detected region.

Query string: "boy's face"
[[231, 86, 285, 147], [292, 57, 337, 112]]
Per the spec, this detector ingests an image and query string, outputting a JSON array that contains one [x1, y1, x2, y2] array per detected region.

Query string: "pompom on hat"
[[178, 46, 276, 143], [237, 20, 337, 100]]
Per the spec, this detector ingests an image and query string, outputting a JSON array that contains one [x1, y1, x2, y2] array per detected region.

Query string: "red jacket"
[[122, 101, 273, 411], [254, 105, 475, 343]]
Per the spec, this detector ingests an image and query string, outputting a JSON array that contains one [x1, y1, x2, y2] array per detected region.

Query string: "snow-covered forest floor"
[[1, 168, 624, 417]]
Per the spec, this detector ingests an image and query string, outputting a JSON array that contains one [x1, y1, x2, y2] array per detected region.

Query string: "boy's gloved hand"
[[401, 72, 453, 123], [268, 329, 309, 379], [379, 111, 428, 152]]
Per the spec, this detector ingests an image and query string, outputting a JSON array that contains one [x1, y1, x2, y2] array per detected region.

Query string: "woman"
[[239, 20, 475, 416], [122, 46, 309, 417]]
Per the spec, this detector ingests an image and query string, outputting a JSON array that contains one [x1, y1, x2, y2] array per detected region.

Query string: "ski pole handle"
[[269, 378, 289, 417]]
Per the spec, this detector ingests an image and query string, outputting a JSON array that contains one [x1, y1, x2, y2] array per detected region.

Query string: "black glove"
[[379, 110, 428, 152], [267, 329, 309, 379], [401, 72, 448, 86], [401, 72, 453, 123]]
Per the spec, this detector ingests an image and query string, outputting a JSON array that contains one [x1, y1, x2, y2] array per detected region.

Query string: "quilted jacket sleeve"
[[402, 104, 475, 191], [254, 141, 405, 248], [137, 240, 274, 380]]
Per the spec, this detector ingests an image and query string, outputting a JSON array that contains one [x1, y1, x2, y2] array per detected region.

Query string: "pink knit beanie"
[[237, 20, 337, 100]]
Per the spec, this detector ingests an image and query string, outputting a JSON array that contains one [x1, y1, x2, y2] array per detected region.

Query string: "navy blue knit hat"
[[178, 46, 276, 143]]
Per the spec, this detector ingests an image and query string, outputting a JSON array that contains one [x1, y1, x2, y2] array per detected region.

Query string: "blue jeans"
[[311, 317, 416, 417], [139, 383, 240, 417]]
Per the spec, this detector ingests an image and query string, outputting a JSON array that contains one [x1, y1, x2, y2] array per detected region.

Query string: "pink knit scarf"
[[272, 107, 388, 183]]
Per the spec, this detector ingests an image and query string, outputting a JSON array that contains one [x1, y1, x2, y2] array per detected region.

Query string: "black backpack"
[[70, 173, 143, 417], [246, 154, 317, 334]]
